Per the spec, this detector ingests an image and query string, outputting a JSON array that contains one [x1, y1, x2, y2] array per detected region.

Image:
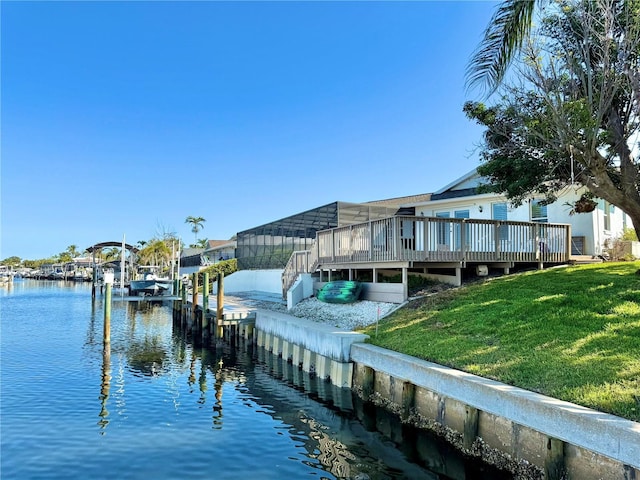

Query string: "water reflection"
[[81, 296, 511, 479], [98, 343, 111, 433]]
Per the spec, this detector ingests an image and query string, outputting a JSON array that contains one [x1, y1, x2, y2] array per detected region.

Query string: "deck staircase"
[[282, 241, 318, 297]]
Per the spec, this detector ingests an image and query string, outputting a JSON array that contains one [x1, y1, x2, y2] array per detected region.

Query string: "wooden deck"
[[283, 215, 571, 294]]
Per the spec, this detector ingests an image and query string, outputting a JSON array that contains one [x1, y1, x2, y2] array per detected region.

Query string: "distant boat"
[[316, 280, 363, 304], [0, 266, 14, 284], [73, 268, 91, 282], [129, 267, 173, 297]]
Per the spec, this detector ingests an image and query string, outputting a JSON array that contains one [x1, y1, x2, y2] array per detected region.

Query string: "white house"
[[404, 169, 632, 258], [179, 239, 237, 276]]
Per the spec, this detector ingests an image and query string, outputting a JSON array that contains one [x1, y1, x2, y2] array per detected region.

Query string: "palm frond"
[[466, 0, 536, 96]]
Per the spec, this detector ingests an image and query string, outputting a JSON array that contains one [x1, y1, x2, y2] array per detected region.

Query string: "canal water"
[[1, 280, 513, 479]]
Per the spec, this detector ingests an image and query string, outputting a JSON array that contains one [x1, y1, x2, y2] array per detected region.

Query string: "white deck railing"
[[316, 215, 570, 265], [282, 215, 571, 296]]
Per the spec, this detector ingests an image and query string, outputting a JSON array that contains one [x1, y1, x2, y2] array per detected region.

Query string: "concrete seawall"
[[351, 343, 640, 479], [251, 309, 640, 479], [255, 310, 368, 388]]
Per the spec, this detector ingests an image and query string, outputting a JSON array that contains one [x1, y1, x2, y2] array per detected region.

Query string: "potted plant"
[[566, 193, 598, 215]]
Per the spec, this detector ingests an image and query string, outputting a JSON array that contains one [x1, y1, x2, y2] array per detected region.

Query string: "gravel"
[[287, 297, 399, 331], [233, 293, 399, 331]]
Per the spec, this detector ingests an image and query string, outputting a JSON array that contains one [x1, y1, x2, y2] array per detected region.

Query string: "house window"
[[531, 199, 548, 223], [603, 201, 611, 231]]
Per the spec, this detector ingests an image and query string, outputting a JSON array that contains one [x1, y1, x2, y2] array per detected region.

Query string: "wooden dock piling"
[[202, 273, 210, 343], [191, 273, 198, 322], [104, 281, 112, 346], [216, 272, 224, 339]]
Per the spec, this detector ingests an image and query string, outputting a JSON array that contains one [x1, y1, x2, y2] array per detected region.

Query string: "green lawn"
[[360, 262, 640, 422]]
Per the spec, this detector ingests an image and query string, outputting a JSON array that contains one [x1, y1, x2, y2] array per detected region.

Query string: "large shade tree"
[[465, 0, 640, 238]]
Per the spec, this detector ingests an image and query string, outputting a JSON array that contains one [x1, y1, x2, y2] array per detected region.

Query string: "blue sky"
[[2, 1, 497, 260]]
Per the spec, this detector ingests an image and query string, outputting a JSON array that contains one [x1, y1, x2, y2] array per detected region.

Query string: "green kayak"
[[316, 280, 363, 304]]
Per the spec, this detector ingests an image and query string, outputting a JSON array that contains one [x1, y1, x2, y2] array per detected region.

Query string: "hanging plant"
[[566, 193, 598, 215]]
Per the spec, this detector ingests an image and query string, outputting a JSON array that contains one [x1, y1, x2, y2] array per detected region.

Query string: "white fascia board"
[[401, 192, 504, 209]]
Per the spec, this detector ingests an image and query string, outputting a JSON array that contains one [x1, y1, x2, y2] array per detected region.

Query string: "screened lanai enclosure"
[[236, 202, 399, 270]]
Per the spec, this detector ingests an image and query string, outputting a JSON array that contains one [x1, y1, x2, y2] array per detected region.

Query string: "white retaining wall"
[[287, 274, 314, 309], [212, 269, 283, 294], [256, 310, 368, 362]]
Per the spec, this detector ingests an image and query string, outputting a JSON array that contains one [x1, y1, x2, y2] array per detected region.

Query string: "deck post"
[[536, 223, 544, 269], [331, 230, 335, 262], [394, 217, 400, 259], [494, 221, 501, 261], [423, 218, 429, 260], [402, 267, 408, 301], [369, 221, 373, 261], [461, 219, 467, 262]]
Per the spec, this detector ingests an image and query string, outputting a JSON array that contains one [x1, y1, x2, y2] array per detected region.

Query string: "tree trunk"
[[630, 216, 640, 243]]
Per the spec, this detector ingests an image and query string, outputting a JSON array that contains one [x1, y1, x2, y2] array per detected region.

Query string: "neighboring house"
[[203, 239, 236, 263], [179, 240, 237, 275], [403, 169, 632, 258]]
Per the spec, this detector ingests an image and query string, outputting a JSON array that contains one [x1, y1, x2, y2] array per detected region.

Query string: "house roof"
[[433, 168, 480, 195], [181, 247, 203, 258], [207, 239, 235, 249], [364, 193, 432, 207], [205, 240, 236, 253]]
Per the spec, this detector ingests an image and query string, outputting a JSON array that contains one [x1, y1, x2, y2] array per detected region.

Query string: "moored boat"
[[129, 266, 173, 296], [0, 266, 15, 284]]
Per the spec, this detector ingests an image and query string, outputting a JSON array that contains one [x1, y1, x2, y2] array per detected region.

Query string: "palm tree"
[[103, 247, 120, 262], [138, 239, 171, 269], [466, 0, 536, 95], [185, 216, 206, 244], [66, 244, 81, 259]]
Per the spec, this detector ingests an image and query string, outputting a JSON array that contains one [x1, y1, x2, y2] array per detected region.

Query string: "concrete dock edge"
[[350, 343, 640, 471]]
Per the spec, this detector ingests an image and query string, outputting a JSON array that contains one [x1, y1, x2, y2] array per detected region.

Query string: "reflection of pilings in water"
[[188, 351, 196, 390], [300, 414, 356, 478], [212, 359, 224, 429], [198, 359, 207, 405], [98, 344, 111, 433], [245, 360, 438, 480]]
